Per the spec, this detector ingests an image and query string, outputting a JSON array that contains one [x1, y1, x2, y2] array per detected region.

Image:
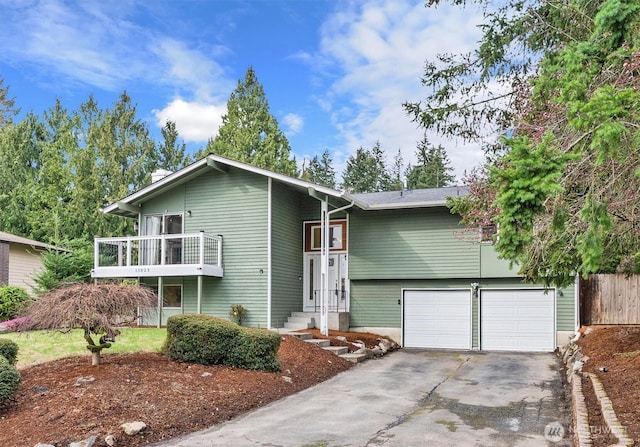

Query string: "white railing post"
[[199, 231, 205, 267], [160, 235, 166, 265], [94, 239, 100, 268], [217, 235, 223, 267], [126, 237, 132, 267]]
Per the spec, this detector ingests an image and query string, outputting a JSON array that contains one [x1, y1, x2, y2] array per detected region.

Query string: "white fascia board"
[[102, 158, 211, 214]]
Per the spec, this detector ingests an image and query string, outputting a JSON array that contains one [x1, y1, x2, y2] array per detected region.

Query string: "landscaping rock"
[[34, 444, 55, 447], [73, 376, 95, 387], [105, 434, 116, 446], [69, 435, 97, 447], [121, 421, 146, 436], [282, 376, 293, 383]]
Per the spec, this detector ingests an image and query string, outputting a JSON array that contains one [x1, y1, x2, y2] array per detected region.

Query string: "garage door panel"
[[403, 290, 471, 349], [481, 289, 554, 352]]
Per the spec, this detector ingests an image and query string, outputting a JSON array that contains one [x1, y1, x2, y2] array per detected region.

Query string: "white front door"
[[303, 253, 348, 312]]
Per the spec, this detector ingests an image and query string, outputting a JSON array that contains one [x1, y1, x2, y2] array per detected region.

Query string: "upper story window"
[[143, 213, 183, 235], [304, 220, 347, 252]]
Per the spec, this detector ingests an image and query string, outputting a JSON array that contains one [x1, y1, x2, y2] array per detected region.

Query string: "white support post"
[[320, 199, 329, 336], [157, 276, 163, 329], [197, 275, 203, 315]]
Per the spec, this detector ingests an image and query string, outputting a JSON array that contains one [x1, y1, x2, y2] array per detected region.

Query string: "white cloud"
[[315, 0, 486, 180], [282, 113, 304, 136], [153, 99, 226, 144]]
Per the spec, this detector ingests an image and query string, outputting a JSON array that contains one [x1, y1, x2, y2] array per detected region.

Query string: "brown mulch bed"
[[577, 326, 640, 446], [0, 331, 390, 447]]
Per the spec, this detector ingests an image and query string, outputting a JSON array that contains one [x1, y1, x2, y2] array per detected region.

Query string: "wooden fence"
[[580, 274, 640, 325]]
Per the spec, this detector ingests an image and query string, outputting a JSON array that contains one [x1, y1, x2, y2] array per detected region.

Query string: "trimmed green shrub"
[[226, 328, 281, 371], [163, 314, 281, 371], [0, 286, 31, 322], [163, 314, 241, 365], [0, 355, 21, 404], [0, 339, 18, 365]]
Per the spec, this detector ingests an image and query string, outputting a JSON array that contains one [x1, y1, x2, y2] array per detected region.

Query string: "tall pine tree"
[[406, 135, 455, 188], [341, 141, 393, 193], [302, 149, 336, 188], [206, 67, 298, 177]]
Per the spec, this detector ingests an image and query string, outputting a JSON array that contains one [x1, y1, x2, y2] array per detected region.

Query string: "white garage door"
[[403, 289, 471, 349], [481, 289, 555, 352]]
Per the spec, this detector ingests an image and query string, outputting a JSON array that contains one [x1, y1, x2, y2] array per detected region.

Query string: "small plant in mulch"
[[229, 304, 248, 326]]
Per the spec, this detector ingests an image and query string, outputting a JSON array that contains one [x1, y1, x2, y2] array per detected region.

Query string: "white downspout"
[[267, 177, 273, 329]]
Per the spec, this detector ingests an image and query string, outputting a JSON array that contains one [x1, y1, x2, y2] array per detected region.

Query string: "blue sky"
[[0, 0, 486, 182]]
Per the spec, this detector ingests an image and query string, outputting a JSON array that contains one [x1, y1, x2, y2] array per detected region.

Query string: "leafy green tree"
[[0, 77, 19, 128], [406, 136, 455, 188], [206, 67, 298, 177], [433, 0, 640, 286], [341, 141, 393, 193], [303, 149, 336, 188], [158, 120, 191, 171]]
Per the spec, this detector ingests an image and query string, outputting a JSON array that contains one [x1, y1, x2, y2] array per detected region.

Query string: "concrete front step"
[[323, 345, 349, 356], [339, 352, 368, 363], [286, 332, 369, 364], [284, 321, 313, 330], [304, 338, 330, 348], [288, 332, 313, 340]]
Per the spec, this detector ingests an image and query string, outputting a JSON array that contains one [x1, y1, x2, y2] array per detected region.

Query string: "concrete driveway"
[[155, 350, 572, 447]]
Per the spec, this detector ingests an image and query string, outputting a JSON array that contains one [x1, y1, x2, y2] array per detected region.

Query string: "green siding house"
[[92, 154, 577, 352]]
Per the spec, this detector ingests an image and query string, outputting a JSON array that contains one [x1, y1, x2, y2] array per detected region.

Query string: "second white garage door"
[[480, 289, 555, 352], [403, 289, 471, 349]]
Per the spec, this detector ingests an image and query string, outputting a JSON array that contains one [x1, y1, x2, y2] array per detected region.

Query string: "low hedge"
[[0, 355, 21, 405], [163, 314, 281, 371], [227, 328, 281, 371], [0, 339, 18, 365], [163, 314, 241, 365]]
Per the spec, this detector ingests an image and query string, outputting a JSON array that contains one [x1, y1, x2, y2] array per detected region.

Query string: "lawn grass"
[[1, 327, 167, 368]]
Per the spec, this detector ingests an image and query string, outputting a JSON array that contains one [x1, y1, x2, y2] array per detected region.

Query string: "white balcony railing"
[[92, 232, 223, 278]]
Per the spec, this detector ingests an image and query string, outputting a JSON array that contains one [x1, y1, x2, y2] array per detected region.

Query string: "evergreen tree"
[[341, 141, 392, 193], [303, 149, 336, 188], [206, 67, 298, 177], [158, 120, 191, 172], [406, 136, 455, 188], [422, 0, 640, 285]]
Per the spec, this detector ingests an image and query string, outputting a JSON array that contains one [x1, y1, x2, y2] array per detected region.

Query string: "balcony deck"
[[92, 233, 223, 278]]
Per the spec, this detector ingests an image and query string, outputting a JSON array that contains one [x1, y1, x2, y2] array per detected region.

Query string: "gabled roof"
[[102, 154, 467, 217], [0, 231, 69, 252]]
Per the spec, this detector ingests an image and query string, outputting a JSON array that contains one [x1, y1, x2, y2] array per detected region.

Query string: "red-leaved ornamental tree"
[[21, 283, 157, 366]]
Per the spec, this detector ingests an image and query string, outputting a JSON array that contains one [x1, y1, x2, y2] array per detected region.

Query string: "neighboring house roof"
[[102, 154, 469, 216], [351, 186, 470, 210], [0, 232, 69, 252]]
